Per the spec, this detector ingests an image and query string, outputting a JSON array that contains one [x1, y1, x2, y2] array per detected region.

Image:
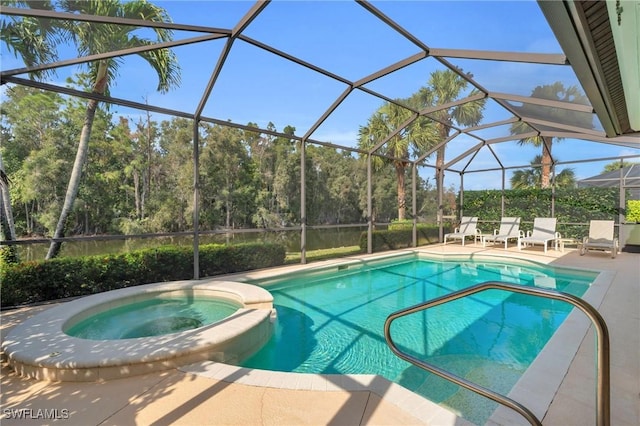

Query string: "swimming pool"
[[239, 254, 596, 424]]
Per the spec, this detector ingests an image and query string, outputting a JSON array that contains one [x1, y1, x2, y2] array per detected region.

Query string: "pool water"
[[65, 297, 240, 339], [241, 256, 595, 424]]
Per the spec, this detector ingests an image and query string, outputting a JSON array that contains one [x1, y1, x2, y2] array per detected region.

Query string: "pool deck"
[[1, 244, 638, 425]]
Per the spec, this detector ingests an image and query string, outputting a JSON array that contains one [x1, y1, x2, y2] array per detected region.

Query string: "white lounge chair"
[[444, 216, 479, 246], [483, 217, 523, 249], [518, 217, 559, 253], [580, 220, 618, 258]]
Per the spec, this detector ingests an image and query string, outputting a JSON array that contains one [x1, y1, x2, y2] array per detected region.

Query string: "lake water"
[[11, 226, 371, 261]]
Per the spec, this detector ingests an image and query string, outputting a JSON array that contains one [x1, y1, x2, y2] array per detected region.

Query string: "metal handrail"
[[384, 281, 610, 426]]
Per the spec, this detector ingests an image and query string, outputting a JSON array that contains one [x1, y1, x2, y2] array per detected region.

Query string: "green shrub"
[[388, 219, 414, 230], [626, 200, 640, 223], [359, 224, 449, 252], [462, 187, 621, 238], [0, 242, 285, 308], [0, 245, 19, 268]]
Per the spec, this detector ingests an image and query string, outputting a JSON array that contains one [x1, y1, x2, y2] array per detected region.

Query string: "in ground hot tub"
[[2, 280, 275, 381], [65, 291, 242, 340]]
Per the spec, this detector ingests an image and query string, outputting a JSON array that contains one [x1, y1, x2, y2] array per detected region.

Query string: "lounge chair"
[[580, 220, 618, 258], [518, 217, 559, 253], [444, 216, 479, 246], [483, 217, 523, 249]]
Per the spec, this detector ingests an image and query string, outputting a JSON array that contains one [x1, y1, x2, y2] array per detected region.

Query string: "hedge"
[[359, 223, 451, 252], [461, 187, 621, 238], [0, 242, 285, 308], [627, 200, 640, 223]]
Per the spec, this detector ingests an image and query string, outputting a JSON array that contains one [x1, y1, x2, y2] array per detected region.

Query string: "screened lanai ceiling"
[[1, 0, 639, 181]]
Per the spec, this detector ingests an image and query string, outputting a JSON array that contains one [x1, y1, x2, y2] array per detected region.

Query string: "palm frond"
[[0, 1, 61, 80], [55, 0, 181, 95], [133, 38, 181, 92]]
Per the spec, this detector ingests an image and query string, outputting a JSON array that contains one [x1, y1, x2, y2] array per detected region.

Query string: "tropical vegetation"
[[358, 70, 485, 221], [0, 2, 622, 267], [0, 242, 285, 307], [509, 82, 592, 188], [602, 160, 639, 173], [510, 155, 576, 189], [1, 0, 181, 259], [0, 86, 451, 252], [463, 187, 620, 238]]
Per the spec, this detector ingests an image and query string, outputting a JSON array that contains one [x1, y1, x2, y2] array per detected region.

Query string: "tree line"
[[0, 85, 452, 243], [0, 0, 592, 262], [0, 0, 458, 262], [0, 76, 591, 260]]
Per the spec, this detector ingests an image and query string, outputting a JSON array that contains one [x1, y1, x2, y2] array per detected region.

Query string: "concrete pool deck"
[[1, 245, 638, 425]]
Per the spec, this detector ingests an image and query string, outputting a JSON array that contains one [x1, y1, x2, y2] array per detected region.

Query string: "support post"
[[460, 172, 464, 218], [551, 164, 556, 218], [300, 139, 307, 264], [412, 163, 417, 247], [367, 154, 373, 254], [619, 159, 625, 226], [437, 167, 444, 242], [501, 168, 506, 216], [192, 121, 200, 280]]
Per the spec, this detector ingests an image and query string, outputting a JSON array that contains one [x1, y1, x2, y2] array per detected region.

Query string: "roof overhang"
[[538, 0, 640, 138]]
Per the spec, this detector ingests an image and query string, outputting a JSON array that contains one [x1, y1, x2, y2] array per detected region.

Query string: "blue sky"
[[2, 0, 639, 190]]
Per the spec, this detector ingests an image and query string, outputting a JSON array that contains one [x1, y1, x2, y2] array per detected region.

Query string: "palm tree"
[[511, 155, 576, 189], [555, 167, 576, 188], [510, 82, 591, 189], [0, 155, 18, 264], [602, 160, 638, 173], [3, 0, 181, 259], [0, 157, 16, 239], [358, 70, 485, 221], [358, 100, 436, 220], [1, 0, 60, 261], [0, 1, 60, 80], [413, 70, 486, 191], [0, 156, 19, 264], [510, 167, 539, 190]]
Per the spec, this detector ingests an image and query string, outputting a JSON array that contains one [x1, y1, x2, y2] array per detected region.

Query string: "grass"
[[285, 246, 362, 264]]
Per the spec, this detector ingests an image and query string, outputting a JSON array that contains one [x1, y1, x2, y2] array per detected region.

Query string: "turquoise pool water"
[[241, 255, 596, 424], [65, 297, 240, 340]]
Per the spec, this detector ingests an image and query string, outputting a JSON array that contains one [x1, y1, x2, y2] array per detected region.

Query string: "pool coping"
[[488, 260, 613, 424], [211, 248, 614, 425], [178, 360, 473, 425], [1, 280, 276, 382]]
